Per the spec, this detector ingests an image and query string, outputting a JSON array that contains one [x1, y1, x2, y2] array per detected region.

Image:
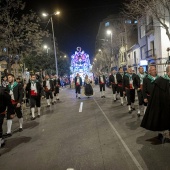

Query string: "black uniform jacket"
[[26, 81, 43, 98], [109, 74, 117, 86], [6, 83, 23, 103], [0, 87, 14, 115], [98, 75, 106, 84], [123, 73, 136, 91], [53, 78, 61, 87], [75, 77, 82, 86], [43, 79, 54, 91]]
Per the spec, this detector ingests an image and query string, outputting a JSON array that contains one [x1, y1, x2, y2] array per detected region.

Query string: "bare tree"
[[124, 0, 170, 40]]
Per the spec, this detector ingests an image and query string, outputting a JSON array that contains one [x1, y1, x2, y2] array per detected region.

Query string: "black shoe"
[[137, 114, 140, 118], [0, 139, 5, 148], [37, 115, 40, 118], [114, 100, 116, 102], [19, 128, 23, 132], [31, 117, 35, 120], [78, 97, 81, 99], [57, 98, 60, 100], [101, 96, 103, 98], [3, 133, 12, 138], [157, 133, 163, 140], [47, 105, 50, 107], [128, 110, 132, 114], [51, 102, 54, 105], [121, 103, 123, 106], [103, 96, 106, 98], [131, 107, 135, 111]]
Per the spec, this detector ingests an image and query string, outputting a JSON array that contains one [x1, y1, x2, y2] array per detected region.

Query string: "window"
[[140, 25, 145, 38], [141, 46, 146, 59], [105, 22, 110, 27]]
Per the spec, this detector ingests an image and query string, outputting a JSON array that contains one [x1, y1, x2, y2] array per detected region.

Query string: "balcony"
[[146, 22, 154, 35]]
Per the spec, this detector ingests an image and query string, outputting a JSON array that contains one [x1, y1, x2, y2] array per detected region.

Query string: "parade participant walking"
[[26, 74, 43, 120], [75, 73, 82, 99], [143, 65, 159, 113], [141, 66, 170, 142], [133, 66, 147, 117], [84, 75, 93, 98], [43, 75, 54, 107], [53, 75, 61, 101], [109, 69, 118, 102], [4, 74, 24, 137], [116, 67, 124, 105], [0, 86, 15, 147], [123, 67, 136, 113], [99, 72, 106, 98]]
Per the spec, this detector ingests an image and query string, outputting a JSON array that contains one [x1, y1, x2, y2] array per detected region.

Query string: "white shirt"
[[113, 74, 117, 84], [46, 80, 50, 90], [100, 76, 104, 83], [31, 83, 37, 93]]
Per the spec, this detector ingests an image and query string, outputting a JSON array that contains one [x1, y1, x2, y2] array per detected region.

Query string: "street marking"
[[79, 102, 83, 112], [66, 169, 74, 170], [93, 98, 143, 170]]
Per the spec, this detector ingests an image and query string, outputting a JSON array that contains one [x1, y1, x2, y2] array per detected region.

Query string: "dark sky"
[[25, 0, 124, 59]]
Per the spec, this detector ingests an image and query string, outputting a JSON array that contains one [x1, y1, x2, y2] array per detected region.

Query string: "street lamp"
[[42, 11, 60, 76], [107, 30, 112, 44], [43, 45, 50, 54]]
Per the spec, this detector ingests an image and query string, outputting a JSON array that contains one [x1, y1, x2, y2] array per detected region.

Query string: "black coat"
[[6, 83, 23, 103], [142, 76, 155, 99], [26, 82, 43, 98], [109, 74, 117, 86], [99, 75, 106, 84], [53, 78, 61, 87], [74, 77, 82, 86], [141, 77, 170, 131], [43, 80, 54, 91], [123, 73, 136, 91], [0, 87, 14, 115], [116, 73, 124, 85]]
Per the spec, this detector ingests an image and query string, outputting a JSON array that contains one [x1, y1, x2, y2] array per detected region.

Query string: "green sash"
[[8, 81, 18, 91]]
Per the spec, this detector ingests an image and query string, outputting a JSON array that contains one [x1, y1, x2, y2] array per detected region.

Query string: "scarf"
[[8, 81, 18, 91], [138, 73, 147, 84], [31, 80, 37, 85], [125, 73, 133, 81], [147, 74, 159, 83], [163, 74, 170, 82]]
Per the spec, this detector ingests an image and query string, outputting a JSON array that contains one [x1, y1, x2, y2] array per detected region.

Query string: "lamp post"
[[42, 11, 60, 76], [107, 30, 113, 72]]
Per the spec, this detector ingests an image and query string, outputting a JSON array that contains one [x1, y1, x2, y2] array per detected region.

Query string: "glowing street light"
[[42, 11, 60, 76], [43, 45, 50, 54]]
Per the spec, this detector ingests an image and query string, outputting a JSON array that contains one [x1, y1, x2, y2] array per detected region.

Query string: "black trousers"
[[75, 85, 81, 94], [45, 90, 53, 99], [7, 104, 23, 119], [30, 96, 41, 108], [118, 86, 123, 97], [137, 90, 147, 106], [100, 84, 105, 91], [112, 84, 118, 94], [126, 89, 135, 105], [54, 87, 59, 95], [0, 114, 5, 138]]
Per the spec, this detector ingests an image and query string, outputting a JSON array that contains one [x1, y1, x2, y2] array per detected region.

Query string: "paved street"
[[0, 86, 170, 170]]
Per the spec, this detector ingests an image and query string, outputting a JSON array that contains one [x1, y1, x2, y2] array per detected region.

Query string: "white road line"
[[93, 98, 143, 170], [79, 102, 83, 112]]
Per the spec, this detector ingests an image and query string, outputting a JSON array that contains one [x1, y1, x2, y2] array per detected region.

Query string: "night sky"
[[25, 0, 124, 59]]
